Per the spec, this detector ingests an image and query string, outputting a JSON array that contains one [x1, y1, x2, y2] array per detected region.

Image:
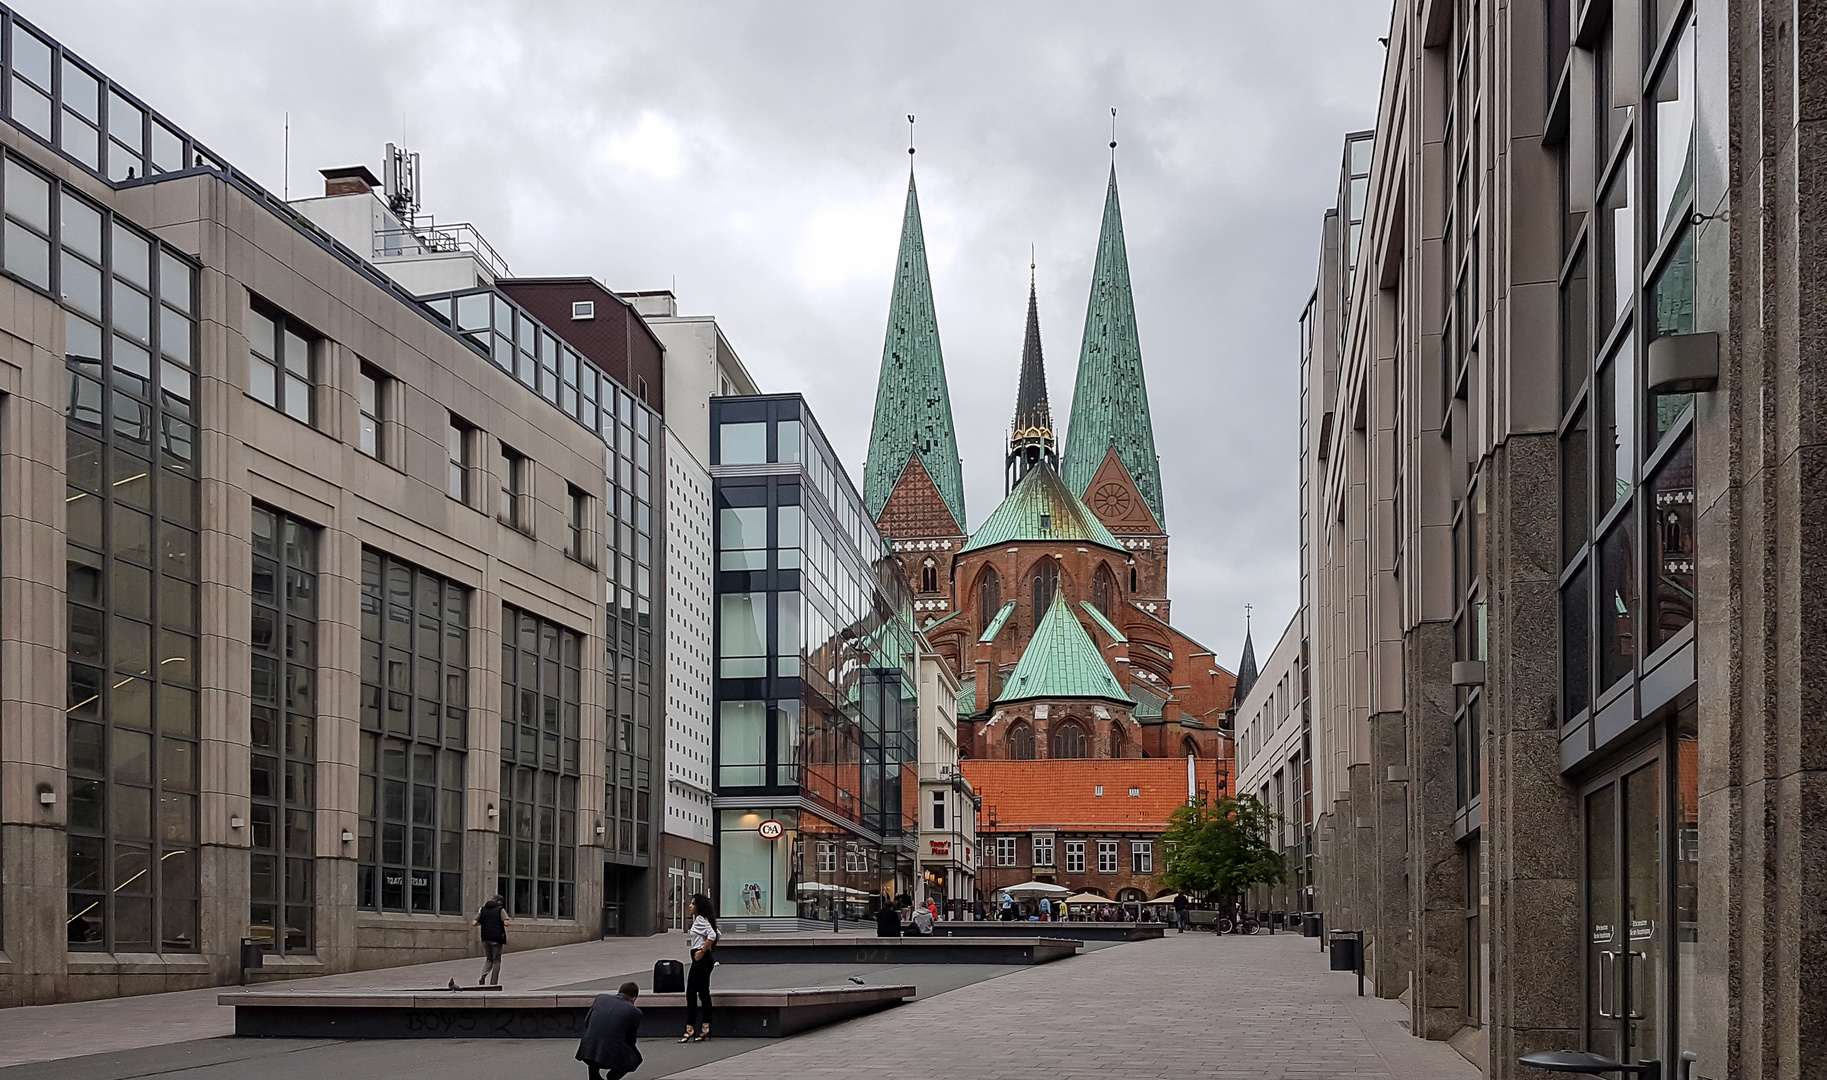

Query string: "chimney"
[[320, 165, 382, 198], [974, 655, 994, 716]]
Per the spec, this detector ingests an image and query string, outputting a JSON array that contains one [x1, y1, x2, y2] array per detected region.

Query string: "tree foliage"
[[1159, 795, 1288, 900]]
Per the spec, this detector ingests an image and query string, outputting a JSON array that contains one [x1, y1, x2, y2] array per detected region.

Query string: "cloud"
[[33, 0, 1391, 664]]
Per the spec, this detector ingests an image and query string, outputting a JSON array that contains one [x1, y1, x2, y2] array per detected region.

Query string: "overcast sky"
[[36, 0, 1389, 667]]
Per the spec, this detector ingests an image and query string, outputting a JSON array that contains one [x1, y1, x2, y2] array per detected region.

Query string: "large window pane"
[[719, 701, 766, 786], [1597, 334, 1636, 518], [1648, 435, 1695, 652], [1598, 510, 1638, 690]]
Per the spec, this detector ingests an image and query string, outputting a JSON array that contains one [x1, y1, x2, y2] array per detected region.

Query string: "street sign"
[[757, 819, 784, 839]]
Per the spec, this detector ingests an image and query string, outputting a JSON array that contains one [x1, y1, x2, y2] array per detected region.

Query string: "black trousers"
[[685, 954, 714, 1028]]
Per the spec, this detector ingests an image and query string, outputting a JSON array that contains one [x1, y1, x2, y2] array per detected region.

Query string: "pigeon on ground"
[[448, 979, 461, 991], [848, 976, 865, 985]]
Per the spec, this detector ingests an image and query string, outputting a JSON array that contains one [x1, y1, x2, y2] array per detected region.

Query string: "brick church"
[[861, 158, 1243, 898]]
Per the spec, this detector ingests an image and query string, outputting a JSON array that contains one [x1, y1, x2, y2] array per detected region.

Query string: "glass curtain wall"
[[1552, 0, 1699, 1069], [711, 397, 917, 921], [54, 154, 200, 954], [358, 551, 468, 914], [499, 606, 581, 920], [603, 385, 656, 879], [249, 507, 317, 953]]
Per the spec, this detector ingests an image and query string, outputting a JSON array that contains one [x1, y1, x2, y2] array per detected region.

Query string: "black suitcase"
[[653, 958, 685, 993]]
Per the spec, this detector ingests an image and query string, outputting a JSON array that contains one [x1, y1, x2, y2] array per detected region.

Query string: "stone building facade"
[[0, 6, 665, 1005], [1296, 1, 1821, 1078]]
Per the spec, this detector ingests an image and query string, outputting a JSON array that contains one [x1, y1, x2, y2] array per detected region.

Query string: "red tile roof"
[[963, 758, 1227, 831]]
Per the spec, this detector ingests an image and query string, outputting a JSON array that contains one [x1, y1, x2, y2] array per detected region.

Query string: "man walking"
[[575, 981, 643, 1080], [1173, 892, 1190, 933], [472, 893, 510, 985]]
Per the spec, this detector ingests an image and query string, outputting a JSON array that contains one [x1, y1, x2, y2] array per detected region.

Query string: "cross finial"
[[1030, 242, 1036, 287], [1110, 107, 1118, 160], [1244, 603, 1252, 628], [908, 114, 916, 158]]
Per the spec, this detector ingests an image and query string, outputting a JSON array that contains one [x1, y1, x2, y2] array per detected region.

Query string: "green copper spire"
[[863, 170, 966, 530], [1061, 165, 1164, 525], [996, 586, 1130, 705]]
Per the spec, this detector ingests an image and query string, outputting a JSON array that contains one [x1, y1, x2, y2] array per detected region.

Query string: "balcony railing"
[[375, 220, 510, 278]]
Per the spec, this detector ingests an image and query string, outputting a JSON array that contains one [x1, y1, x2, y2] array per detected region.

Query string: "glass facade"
[[711, 396, 917, 921], [1550, 0, 1699, 1068], [498, 606, 582, 920], [55, 149, 200, 954], [249, 507, 317, 953], [358, 551, 469, 915]]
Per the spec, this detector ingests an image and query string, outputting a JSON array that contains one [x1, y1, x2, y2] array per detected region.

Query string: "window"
[[1065, 841, 1086, 874], [1093, 563, 1117, 615], [718, 506, 768, 570], [1053, 721, 1088, 760], [249, 506, 318, 953], [3, 156, 52, 289], [571, 300, 594, 320], [845, 843, 867, 874], [718, 594, 767, 678], [930, 790, 946, 829], [1009, 721, 1036, 760], [817, 842, 836, 873], [357, 364, 388, 460], [1132, 841, 1153, 874], [921, 558, 938, 593], [978, 567, 1001, 626], [446, 417, 473, 504], [1033, 835, 1054, 867], [1098, 841, 1119, 874], [248, 305, 315, 425], [1032, 558, 1059, 619], [566, 485, 590, 562], [717, 700, 765, 786], [357, 551, 468, 915], [498, 606, 582, 919], [719, 421, 766, 465], [996, 836, 1018, 867], [64, 214, 200, 955], [499, 445, 527, 531]]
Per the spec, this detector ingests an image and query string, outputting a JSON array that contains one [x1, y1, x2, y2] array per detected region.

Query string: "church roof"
[[960, 461, 1124, 555], [1061, 165, 1165, 526], [1078, 601, 1127, 643], [863, 170, 966, 530], [1127, 681, 1167, 721], [996, 587, 1130, 706], [1234, 622, 1259, 704], [979, 600, 1017, 644]]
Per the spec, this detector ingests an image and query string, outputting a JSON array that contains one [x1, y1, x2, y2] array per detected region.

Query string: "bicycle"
[[1215, 913, 1260, 935]]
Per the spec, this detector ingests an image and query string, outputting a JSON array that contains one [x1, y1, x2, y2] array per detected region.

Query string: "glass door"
[[1585, 755, 1664, 1069]]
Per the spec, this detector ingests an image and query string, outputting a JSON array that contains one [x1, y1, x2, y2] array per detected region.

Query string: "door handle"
[[1626, 951, 1648, 1021], [1597, 951, 1617, 1018]]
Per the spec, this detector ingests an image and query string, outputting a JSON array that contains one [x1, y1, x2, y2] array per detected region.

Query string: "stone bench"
[[218, 984, 914, 1039], [711, 935, 1083, 965]]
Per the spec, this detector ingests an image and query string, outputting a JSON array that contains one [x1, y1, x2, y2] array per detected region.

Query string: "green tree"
[[1159, 795, 1288, 901]]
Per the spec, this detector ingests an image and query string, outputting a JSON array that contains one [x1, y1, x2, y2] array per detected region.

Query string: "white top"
[[688, 914, 720, 952]]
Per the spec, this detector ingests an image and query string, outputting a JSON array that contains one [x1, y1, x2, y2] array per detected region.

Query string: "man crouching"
[[576, 981, 644, 1080]]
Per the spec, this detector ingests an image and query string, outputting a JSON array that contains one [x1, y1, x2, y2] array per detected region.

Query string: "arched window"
[[1093, 563, 1118, 616], [1129, 561, 1139, 592], [921, 557, 937, 593], [1180, 736, 1199, 758], [1110, 724, 1128, 759], [1053, 721, 1088, 759], [1010, 722, 1036, 760], [1032, 559, 1059, 620], [978, 567, 1002, 627]]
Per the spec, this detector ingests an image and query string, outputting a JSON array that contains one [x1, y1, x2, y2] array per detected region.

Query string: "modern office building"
[[0, 5, 667, 1005], [625, 288, 762, 929], [709, 393, 920, 927], [1296, 2, 1816, 1077], [1233, 611, 1309, 916]]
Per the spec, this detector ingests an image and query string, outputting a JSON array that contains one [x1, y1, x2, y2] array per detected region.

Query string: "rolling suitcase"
[[653, 957, 685, 993]]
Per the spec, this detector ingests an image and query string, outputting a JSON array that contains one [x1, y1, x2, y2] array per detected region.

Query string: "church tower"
[[863, 158, 967, 620], [1061, 164, 1171, 619], [1006, 266, 1056, 493]]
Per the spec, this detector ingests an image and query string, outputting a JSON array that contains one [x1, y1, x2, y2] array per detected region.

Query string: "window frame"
[[356, 362, 388, 462], [247, 302, 318, 426]]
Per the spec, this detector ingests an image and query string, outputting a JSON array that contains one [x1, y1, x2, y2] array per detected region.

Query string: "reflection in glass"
[[1598, 154, 1635, 327], [1598, 510, 1638, 690], [720, 422, 767, 465], [1653, 22, 1696, 242], [1597, 335, 1636, 517], [1651, 227, 1696, 443], [1562, 408, 1590, 564], [1563, 564, 1591, 721], [1649, 435, 1695, 652]]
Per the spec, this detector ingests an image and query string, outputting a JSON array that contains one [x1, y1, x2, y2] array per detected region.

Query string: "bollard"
[[1356, 929, 1365, 997]]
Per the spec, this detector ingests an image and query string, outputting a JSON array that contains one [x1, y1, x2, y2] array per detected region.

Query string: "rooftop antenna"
[[385, 143, 421, 220], [1110, 107, 1118, 162], [282, 112, 289, 200]]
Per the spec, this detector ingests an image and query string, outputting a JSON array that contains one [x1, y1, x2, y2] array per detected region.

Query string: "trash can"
[[1328, 930, 1359, 971], [240, 938, 267, 971], [1302, 913, 1322, 938]]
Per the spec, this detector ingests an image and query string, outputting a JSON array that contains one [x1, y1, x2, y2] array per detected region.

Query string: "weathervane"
[[1110, 106, 1118, 161]]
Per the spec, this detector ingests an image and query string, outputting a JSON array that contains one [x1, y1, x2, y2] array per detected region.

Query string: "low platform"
[[930, 922, 1166, 942], [219, 984, 913, 1040], [712, 935, 1082, 965]]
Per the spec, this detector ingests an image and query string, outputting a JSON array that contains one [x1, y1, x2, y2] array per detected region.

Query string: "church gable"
[[1082, 446, 1162, 534], [876, 453, 964, 539]]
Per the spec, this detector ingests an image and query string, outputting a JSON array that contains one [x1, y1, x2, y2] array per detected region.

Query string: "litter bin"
[[1302, 913, 1322, 938], [1328, 930, 1359, 971]]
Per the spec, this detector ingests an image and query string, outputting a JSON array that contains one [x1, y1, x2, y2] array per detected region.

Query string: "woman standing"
[[682, 894, 719, 1042]]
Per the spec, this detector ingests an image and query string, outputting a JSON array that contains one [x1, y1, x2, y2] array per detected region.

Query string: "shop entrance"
[[1583, 751, 1663, 1070]]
